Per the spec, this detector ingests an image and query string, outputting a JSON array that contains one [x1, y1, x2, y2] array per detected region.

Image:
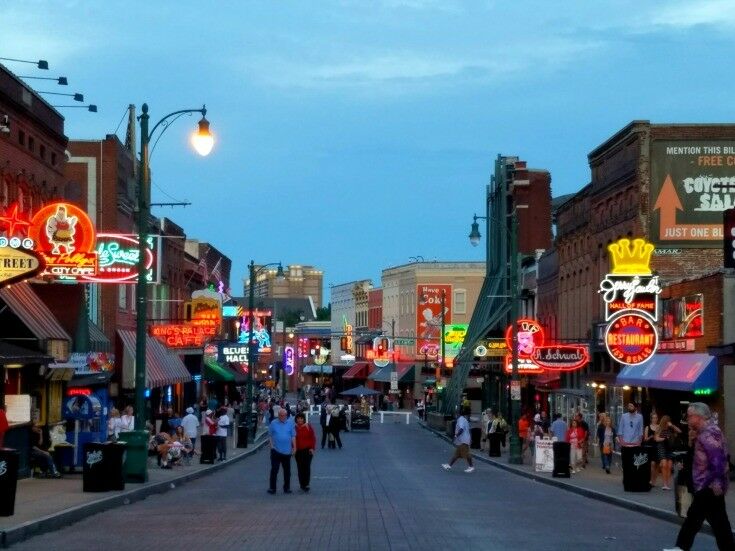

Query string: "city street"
[[11, 419, 719, 551]]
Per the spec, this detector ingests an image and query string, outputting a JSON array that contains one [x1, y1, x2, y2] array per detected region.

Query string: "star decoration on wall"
[[0, 204, 32, 237]]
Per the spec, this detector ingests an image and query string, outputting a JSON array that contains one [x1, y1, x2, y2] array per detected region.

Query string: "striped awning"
[[342, 362, 372, 379], [118, 329, 191, 389], [0, 282, 70, 341]]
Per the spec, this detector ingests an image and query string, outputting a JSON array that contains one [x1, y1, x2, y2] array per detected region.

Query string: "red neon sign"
[[505, 318, 545, 357], [82, 233, 157, 284], [66, 387, 92, 396], [605, 313, 658, 366], [150, 320, 217, 348], [531, 345, 590, 371]]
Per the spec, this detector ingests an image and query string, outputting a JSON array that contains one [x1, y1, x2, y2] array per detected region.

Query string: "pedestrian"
[[268, 408, 296, 494], [617, 402, 643, 447], [518, 412, 530, 459], [0, 404, 8, 448], [566, 418, 586, 473], [481, 409, 492, 451], [324, 406, 343, 449], [120, 405, 135, 433], [181, 407, 200, 450], [216, 407, 230, 461], [598, 415, 616, 474], [294, 412, 316, 492], [540, 410, 550, 434], [575, 412, 590, 467], [644, 411, 661, 487], [655, 415, 682, 491], [495, 410, 508, 447], [442, 406, 474, 473], [665, 402, 735, 551], [30, 423, 61, 478], [550, 413, 568, 442], [107, 408, 122, 441]]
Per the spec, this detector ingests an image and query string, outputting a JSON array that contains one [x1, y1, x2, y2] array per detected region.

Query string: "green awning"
[[203, 357, 235, 382], [368, 364, 415, 383]]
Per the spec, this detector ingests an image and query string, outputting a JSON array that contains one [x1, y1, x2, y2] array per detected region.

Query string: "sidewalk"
[[0, 429, 268, 548], [421, 420, 735, 528]]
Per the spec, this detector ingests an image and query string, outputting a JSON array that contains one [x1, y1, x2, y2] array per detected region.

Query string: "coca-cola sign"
[[531, 345, 590, 371]]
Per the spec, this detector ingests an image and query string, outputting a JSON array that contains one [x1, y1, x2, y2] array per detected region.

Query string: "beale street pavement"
[[11, 420, 720, 551]]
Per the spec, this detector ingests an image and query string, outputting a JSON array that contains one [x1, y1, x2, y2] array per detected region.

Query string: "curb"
[[1, 435, 268, 549], [418, 421, 697, 529]]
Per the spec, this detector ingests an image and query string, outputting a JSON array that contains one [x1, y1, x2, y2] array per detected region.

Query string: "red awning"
[[118, 329, 191, 389], [0, 282, 70, 341], [343, 361, 372, 379]]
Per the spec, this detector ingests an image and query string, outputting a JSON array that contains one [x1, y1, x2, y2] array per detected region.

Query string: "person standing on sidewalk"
[[216, 408, 230, 461], [617, 402, 643, 447], [294, 412, 316, 492], [598, 415, 616, 474], [119, 405, 135, 433], [566, 418, 586, 473], [665, 403, 735, 551], [442, 407, 474, 473], [268, 408, 296, 494], [550, 413, 567, 442], [181, 407, 200, 451]]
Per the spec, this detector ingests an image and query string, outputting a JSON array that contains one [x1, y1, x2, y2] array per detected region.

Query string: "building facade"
[[244, 264, 323, 308]]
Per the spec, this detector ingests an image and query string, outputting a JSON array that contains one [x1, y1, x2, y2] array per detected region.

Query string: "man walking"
[[665, 403, 735, 551], [442, 407, 474, 473], [268, 408, 296, 494]]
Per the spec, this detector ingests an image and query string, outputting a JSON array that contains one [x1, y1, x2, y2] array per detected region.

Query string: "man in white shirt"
[[442, 407, 475, 473], [216, 409, 230, 461], [181, 407, 200, 450]]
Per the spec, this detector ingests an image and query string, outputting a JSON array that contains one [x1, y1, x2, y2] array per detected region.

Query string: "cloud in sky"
[[649, 0, 735, 29]]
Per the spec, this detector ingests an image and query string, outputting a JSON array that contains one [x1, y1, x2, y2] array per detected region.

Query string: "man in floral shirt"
[[667, 402, 735, 551]]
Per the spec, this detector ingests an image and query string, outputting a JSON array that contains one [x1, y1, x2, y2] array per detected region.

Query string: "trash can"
[[200, 435, 217, 464], [119, 430, 149, 484], [621, 446, 651, 492], [0, 448, 20, 516], [470, 427, 482, 449], [488, 432, 502, 457], [105, 442, 127, 491], [552, 441, 571, 478], [237, 424, 249, 449], [83, 442, 108, 492]]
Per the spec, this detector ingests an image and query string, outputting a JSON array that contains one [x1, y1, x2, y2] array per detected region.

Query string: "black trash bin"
[[470, 427, 482, 449], [621, 446, 651, 492], [83, 442, 108, 492], [105, 442, 127, 491], [552, 441, 571, 478], [237, 424, 249, 449], [200, 435, 217, 464], [488, 432, 502, 457], [0, 448, 20, 516]]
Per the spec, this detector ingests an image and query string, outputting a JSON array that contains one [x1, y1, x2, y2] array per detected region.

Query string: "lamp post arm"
[[147, 106, 207, 142]]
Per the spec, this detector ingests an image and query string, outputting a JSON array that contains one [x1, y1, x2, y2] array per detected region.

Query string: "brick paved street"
[[12, 420, 719, 551]]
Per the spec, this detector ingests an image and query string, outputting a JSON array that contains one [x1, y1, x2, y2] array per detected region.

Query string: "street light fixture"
[[40, 91, 84, 102], [245, 261, 285, 442], [52, 104, 97, 113], [19, 75, 67, 85], [131, 103, 212, 481], [468, 215, 482, 247], [0, 57, 49, 70]]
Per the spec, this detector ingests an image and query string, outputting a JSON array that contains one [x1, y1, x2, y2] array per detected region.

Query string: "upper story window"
[[454, 289, 467, 314], [18, 130, 25, 146]]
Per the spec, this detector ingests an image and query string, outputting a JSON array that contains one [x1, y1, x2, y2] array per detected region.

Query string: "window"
[[454, 289, 467, 314], [51, 152, 57, 166], [18, 130, 25, 146], [28, 136, 35, 152], [118, 286, 127, 309], [40, 144, 46, 160]]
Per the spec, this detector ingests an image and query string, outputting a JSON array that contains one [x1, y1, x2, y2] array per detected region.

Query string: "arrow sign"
[[654, 174, 723, 241]]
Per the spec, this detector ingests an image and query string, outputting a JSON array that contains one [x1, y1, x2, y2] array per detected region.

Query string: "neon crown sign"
[[608, 238, 655, 275]]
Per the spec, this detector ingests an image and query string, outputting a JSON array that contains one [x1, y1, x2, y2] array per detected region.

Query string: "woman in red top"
[[294, 412, 316, 492], [566, 418, 587, 473]]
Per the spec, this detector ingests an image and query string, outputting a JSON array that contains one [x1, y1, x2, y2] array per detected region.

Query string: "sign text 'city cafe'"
[[600, 238, 660, 366], [503, 318, 590, 374]]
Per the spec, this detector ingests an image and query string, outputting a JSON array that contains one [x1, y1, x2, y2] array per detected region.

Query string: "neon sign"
[[28, 202, 98, 280], [82, 233, 159, 284], [66, 387, 92, 396], [605, 313, 658, 366], [149, 320, 217, 348], [531, 345, 590, 371], [283, 346, 295, 376]]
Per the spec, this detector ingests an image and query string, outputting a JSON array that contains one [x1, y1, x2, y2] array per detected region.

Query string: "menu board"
[[5, 394, 31, 424], [534, 437, 554, 472]]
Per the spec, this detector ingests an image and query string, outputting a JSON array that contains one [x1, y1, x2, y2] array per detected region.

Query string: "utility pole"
[[508, 211, 522, 464], [439, 290, 446, 384]]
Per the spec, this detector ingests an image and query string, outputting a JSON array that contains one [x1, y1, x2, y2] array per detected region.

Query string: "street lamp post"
[[135, 103, 213, 431], [245, 261, 284, 442], [469, 207, 524, 464]]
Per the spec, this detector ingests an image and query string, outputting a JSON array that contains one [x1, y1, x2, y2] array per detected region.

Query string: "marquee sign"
[[600, 238, 660, 366], [82, 233, 160, 284], [0, 244, 44, 287], [217, 342, 249, 363], [28, 202, 98, 279], [473, 339, 507, 358]]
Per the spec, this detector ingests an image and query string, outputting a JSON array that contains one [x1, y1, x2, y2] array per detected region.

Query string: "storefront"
[[117, 329, 192, 417], [367, 362, 415, 409]]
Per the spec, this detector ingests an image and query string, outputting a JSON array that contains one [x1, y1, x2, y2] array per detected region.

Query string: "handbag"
[[602, 443, 612, 455]]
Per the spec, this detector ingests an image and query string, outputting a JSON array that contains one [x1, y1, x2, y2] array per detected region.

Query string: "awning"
[[0, 341, 53, 365], [68, 371, 114, 387], [118, 329, 192, 389], [342, 361, 372, 379], [225, 364, 248, 384], [203, 356, 235, 382], [616, 353, 717, 392], [356, 332, 381, 345], [88, 320, 111, 352], [368, 363, 415, 383], [0, 282, 70, 341], [303, 365, 333, 374]]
